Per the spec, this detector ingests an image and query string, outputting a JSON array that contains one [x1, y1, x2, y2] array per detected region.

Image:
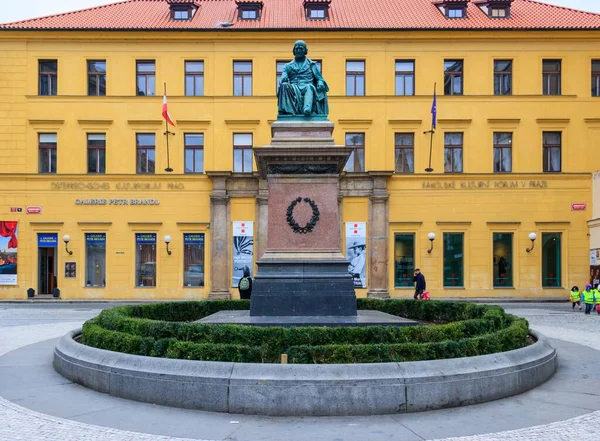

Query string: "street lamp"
[[62, 234, 73, 255], [164, 235, 172, 255], [427, 232, 436, 254], [526, 232, 537, 253]]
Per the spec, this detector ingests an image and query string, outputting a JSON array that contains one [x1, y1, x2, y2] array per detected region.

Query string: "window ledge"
[[493, 287, 516, 290], [442, 287, 466, 290]]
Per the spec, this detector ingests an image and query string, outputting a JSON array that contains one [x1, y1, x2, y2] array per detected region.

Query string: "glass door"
[[38, 233, 58, 295]]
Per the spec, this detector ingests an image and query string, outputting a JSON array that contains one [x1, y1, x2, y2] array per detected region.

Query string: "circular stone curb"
[[54, 329, 557, 416]]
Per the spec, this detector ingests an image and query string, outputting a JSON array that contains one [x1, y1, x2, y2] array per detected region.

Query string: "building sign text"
[[422, 180, 548, 190]]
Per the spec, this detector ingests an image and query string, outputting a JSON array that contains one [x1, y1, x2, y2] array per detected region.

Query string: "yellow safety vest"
[[583, 290, 595, 304], [570, 290, 580, 302]]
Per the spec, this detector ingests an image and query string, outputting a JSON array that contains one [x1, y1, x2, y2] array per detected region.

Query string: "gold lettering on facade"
[[51, 182, 110, 190], [52, 182, 185, 190], [423, 180, 548, 190]]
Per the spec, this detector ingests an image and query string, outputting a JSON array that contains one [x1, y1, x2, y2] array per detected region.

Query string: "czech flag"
[[162, 93, 175, 127]]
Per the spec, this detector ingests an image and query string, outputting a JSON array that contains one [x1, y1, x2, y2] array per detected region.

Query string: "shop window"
[[494, 60, 512, 96], [543, 60, 561, 96], [592, 60, 600, 97], [394, 234, 415, 288], [135, 233, 156, 287], [345, 133, 365, 173], [87, 133, 106, 174], [233, 61, 252, 96], [85, 233, 106, 287], [136, 133, 155, 174], [233, 133, 253, 173], [39, 133, 57, 174], [542, 131, 561, 173], [346, 60, 365, 96], [184, 133, 204, 173], [444, 132, 463, 173], [395, 60, 415, 96], [39, 60, 57, 96], [493, 233, 513, 288], [395, 133, 414, 173], [185, 61, 204, 96], [87, 60, 106, 96], [443, 233, 464, 287], [493, 132, 512, 173], [542, 233, 561, 287], [444, 60, 463, 95], [136, 60, 155, 96], [184, 233, 205, 287]]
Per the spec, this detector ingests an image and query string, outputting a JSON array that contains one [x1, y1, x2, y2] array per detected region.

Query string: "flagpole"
[[163, 83, 173, 173], [424, 83, 436, 173]]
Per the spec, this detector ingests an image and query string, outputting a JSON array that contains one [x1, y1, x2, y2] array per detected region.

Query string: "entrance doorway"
[[38, 233, 58, 295]]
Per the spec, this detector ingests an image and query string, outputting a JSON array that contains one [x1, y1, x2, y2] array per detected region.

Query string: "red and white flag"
[[162, 93, 175, 127]]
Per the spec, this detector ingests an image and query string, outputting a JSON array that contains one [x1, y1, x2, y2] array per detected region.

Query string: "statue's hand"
[[316, 81, 325, 92], [281, 77, 289, 83]]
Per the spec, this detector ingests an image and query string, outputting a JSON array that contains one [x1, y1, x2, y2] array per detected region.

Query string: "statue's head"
[[293, 40, 308, 57]]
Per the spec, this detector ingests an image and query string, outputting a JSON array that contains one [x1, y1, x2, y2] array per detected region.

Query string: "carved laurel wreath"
[[286, 197, 320, 234]]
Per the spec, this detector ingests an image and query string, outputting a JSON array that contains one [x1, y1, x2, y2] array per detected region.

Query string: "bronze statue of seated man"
[[277, 40, 329, 118]]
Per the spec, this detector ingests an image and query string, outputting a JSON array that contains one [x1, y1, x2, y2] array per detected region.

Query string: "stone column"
[[207, 173, 232, 299], [367, 172, 392, 299], [255, 178, 269, 261]]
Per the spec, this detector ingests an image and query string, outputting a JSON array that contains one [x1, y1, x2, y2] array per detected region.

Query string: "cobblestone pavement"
[[0, 303, 598, 441]]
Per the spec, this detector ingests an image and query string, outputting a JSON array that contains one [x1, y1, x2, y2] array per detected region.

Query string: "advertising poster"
[[0, 221, 18, 285], [64, 262, 77, 278], [346, 222, 367, 288], [591, 249, 600, 287], [232, 221, 254, 287]]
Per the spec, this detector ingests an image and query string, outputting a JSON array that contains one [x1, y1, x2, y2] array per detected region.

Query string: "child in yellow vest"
[[583, 285, 596, 315], [595, 284, 600, 315], [570, 286, 581, 311]]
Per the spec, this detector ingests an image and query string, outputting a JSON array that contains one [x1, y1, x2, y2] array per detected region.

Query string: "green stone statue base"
[[277, 114, 329, 122]]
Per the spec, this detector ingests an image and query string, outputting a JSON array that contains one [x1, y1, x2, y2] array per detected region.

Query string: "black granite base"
[[249, 259, 357, 317], [199, 310, 419, 327]]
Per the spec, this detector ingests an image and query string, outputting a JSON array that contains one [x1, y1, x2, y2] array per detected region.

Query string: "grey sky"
[[0, 0, 598, 23]]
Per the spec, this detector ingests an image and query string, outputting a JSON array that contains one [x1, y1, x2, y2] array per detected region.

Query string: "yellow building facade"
[[0, 0, 599, 300]]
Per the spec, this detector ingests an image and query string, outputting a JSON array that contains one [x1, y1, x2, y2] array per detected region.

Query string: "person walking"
[[238, 266, 253, 300], [582, 284, 596, 315], [570, 286, 581, 311], [413, 268, 426, 300]]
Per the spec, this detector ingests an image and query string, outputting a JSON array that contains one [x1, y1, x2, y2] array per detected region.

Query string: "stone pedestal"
[[250, 121, 357, 317]]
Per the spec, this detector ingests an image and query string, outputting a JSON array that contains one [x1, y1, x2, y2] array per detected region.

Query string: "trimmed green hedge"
[[81, 299, 529, 364]]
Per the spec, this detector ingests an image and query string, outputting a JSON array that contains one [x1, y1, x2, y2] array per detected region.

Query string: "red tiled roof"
[[1, 0, 600, 30]]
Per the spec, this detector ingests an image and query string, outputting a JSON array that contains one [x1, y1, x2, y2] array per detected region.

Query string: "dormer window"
[[174, 9, 190, 20], [447, 6, 465, 18], [490, 6, 508, 17], [435, 1, 469, 19], [475, 0, 512, 18], [304, 0, 331, 20], [236, 1, 263, 20], [168, 0, 198, 21]]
